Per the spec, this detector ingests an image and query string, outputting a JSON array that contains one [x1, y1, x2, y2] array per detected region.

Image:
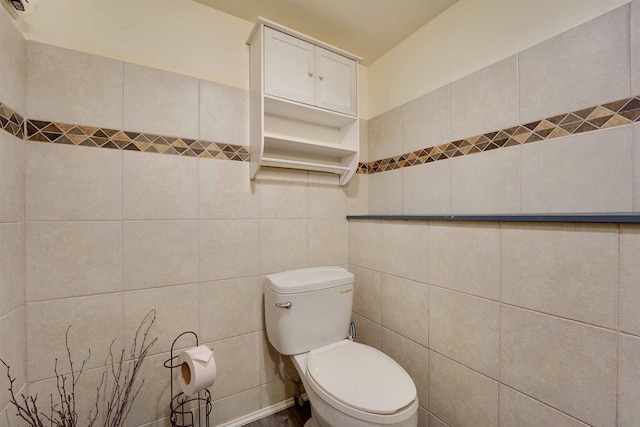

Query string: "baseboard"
[[218, 394, 308, 427]]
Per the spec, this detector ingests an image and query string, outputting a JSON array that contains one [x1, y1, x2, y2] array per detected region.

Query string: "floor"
[[244, 403, 311, 427]]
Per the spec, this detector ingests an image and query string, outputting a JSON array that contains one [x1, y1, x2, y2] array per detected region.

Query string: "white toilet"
[[264, 267, 419, 427]]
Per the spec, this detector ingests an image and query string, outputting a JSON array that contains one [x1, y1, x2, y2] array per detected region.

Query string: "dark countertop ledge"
[[346, 214, 640, 223]]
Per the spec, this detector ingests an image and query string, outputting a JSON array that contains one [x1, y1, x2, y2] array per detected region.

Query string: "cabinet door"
[[315, 47, 357, 116], [264, 27, 315, 106]]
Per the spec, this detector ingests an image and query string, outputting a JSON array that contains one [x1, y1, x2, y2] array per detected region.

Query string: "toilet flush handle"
[[275, 302, 292, 309]]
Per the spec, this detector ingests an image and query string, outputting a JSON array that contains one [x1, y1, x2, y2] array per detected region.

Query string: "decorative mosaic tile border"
[[362, 96, 640, 174], [3, 96, 639, 171], [356, 163, 368, 174], [0, 102, 24, 139], [25, 119, 250, 161]]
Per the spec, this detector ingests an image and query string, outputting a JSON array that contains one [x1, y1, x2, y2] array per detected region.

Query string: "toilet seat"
[[304, 340, 418, 424]]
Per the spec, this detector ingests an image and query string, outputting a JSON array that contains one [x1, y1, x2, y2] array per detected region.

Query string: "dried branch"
[[1, 310, 157, 427], [87, 371, 104, 427], [0, 358, 45, 427], [103, 310, 157, 427]]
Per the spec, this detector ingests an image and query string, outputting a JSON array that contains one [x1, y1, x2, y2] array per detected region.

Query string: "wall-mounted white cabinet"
[[247, 18, 362, 185], [264, 27, 357, 116]]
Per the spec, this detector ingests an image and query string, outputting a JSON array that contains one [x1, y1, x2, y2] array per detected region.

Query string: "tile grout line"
[[428, 411, 450, 427], [633, 121, 637, 214], [400, 101, 405, 216], [24, 273, 265, 305], [630, 1, 637, 214], [515, 51, 523, 231], [366, 269, 618, 425], [516, 51, 523, 215], [26, 330, 262, 385], [402, 269, 623, 334], [499, 382, 596, 427], [497, 222, 503, 426], [516, 51, 521, 131], [447, 84, 452, 216], [120, 60, 126, 351], [628, 2, 632, 99], [196, 79, 202, 340], [412, 327, 601, 427], [0, 305, 23, 324], [351, 224, 631, 330], [361, 258, 619, 422], [616, 224, 622, 427], [618, 223, 622, 333], [425, 281, 430, 415], [307, 171, 311, 269], [22, 44, 28, 395]]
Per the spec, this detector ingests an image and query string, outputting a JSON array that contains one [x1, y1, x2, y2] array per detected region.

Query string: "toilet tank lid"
[[264, 267, 354, 294]]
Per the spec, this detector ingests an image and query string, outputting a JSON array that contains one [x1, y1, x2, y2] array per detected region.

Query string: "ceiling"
[[193, 0, 458, 65]]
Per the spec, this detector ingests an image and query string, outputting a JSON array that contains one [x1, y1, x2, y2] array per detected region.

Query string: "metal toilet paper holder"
[[164, 331, 212, 427]]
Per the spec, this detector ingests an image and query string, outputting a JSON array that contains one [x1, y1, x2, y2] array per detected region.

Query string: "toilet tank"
[[264, 267, 354, 355]]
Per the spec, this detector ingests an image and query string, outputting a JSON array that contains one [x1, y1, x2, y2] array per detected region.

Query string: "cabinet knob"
[[308, 72, 313, 77], [318, 75, 324, 81]]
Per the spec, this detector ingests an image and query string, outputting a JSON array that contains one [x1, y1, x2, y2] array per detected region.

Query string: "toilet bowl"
[[292, 340, 419, 427], [264, 267, 419, 427]]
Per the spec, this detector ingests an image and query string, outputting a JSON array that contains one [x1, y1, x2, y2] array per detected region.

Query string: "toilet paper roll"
[[177, 345, 216, 396]]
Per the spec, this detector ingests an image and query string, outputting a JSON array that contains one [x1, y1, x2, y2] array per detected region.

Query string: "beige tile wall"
[[0, 9, 26, 423], [501, 306, 618, 427], [122, 151, 199, 220], [381, 221, 429, 282], [632, 124, 640, 212], [450, 146, 520, 215], [199, 80, 249, 146], [20, 156, 353, 423], [498, 386, 590, 427], [0, 132, 24, 222], [0, 11, 25, 116], [632, 2, 640, 96], [359, 8, 640, 425], [346, 120, 369, 215], [0, 307, 25, 417], [429, 222, 500, 299], [619, 334, 640, 427], [621, 225, 640, 336], [123, 63, 199, 140], [402, 160, 451, 215], [368, 168, 403, 214], [429, 287, 499, 379], [368, 105, 402, 161], [518, 6, 630, 124], [382, 328, 429, 409], [27, 42, 123, 130], [402, 86, 449, 153], [368, 2, 639, 216], [429, 350, 499, 427], [27, 221, 123, 300], [12, 38, 365, 427], [357, 7, 640, 426], [349, 219, 640, 427], [501, 223, 619, 328], [449, 56, 519, 142], [520, 127, 632, 213], [0, 223, 24, 316], [382, 274, 428, 346], [26, 142, 122, 221]]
